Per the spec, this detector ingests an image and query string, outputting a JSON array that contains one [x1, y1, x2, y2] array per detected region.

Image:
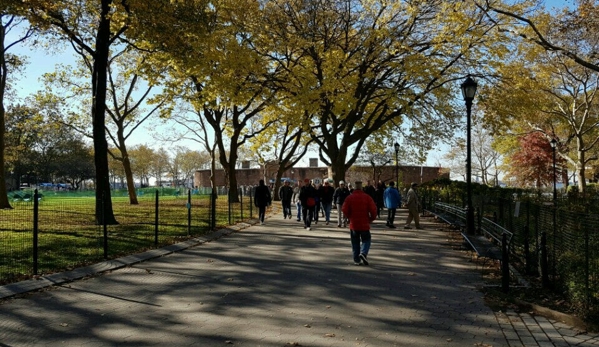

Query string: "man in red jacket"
[[342, 181, 378, 265]]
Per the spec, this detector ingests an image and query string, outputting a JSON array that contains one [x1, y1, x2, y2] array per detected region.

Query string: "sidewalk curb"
[[513, 298, 593, 332]]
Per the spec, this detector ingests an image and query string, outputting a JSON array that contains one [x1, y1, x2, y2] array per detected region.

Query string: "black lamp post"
[[461, 75, 478, 235], [394, 142, 400, 187], [550, 139, 557, 202]]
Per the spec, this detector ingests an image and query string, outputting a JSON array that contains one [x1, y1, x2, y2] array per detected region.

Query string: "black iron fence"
[[421, 183, 599, 318], [0, 187, 255, 285]]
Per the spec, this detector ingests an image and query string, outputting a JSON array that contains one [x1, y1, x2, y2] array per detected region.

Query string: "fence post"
[[155, 190, 159, 246], [211, 190, 217, 230], [540, 231, 550, 288], [33, 189, 39, 275], [523, 225, 531, 275], [228, 188, 232, 225], [249, 187, 253, 218], [240, 186, 243, 220], [187, 189, 191, 236], [502, 233, 509, 293], [585, 223, 590, 312], [103, 190, 108, 259]]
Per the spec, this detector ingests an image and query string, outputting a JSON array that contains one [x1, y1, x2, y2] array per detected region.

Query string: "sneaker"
[[354, 261, 362, 266], [297, 219, 301, 222], [337, 224, 341, 227], [404, 226, 412, 229], [389, 224, 396, 229], [261, 221, 264, 225], [307, 227, 311, 231], [325, 221, 329, 225], [359, 254, 369, 266]]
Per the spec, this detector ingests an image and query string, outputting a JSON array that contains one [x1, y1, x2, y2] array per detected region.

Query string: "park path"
[[1, 207, 597, 346]]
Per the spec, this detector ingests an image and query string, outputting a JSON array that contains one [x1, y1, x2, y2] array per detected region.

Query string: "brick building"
[[194, 164, 448, 189]]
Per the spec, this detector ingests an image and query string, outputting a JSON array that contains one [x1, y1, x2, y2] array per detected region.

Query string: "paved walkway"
[[1, 207, 598, 346]]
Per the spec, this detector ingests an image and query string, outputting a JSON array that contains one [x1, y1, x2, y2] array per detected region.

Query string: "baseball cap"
[[339, 180, 345, 185]]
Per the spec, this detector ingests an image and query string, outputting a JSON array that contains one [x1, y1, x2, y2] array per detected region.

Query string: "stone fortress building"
[[194, 159, 449, 189]]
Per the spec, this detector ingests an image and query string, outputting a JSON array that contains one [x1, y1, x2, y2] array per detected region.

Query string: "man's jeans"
[[321, 202, 332, 222], [350, 230, 371, 263], [296, 201, 302, 220], [282, 200, 292, 218], [387, 208, 396, 225], [337, 203, 347, 226]]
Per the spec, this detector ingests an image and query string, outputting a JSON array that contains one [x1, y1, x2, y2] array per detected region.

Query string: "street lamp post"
[[550, 139, 557, 202], [394, 142, 400, 187], [461, 75, 478, 235]]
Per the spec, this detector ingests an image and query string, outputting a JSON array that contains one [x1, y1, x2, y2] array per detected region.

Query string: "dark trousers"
[[282, 200, 292, 217], [350, 230, 372, 263], [387, 208, 396, 225], [302, 207, 314, 227], [258, 206, 266, 222]]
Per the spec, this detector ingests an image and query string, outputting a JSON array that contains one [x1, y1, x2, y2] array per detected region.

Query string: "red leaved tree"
[[508, 132, 565, 189]]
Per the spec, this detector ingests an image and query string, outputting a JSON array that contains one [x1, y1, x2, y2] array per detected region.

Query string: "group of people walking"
[[254, 178, 422, 266]]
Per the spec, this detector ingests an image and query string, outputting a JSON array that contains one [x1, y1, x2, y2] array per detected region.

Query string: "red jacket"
[[342, 189, 377, 231]]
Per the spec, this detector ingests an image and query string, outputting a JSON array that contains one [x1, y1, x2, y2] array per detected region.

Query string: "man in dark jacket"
[[254, 179, 271, 225], [318, 179, 335, 225], [299, 179, 317, 230], [364, 180, 377, 202], [333, 181, 350, 227], [342, 181, 377, 265], [278, 180, 294, 219]]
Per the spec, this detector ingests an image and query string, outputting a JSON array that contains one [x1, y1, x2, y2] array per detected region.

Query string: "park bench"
[[429, 202, 467, 231], [460, 217, 513, 264], [428, 202, 514, 291], [461, 216, 513, 292]]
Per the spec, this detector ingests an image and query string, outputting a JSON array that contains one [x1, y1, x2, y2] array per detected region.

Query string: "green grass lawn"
[[0, 190, 254, 284]]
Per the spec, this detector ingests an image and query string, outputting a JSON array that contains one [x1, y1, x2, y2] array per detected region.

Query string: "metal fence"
[[421, 185, 599, 318], [0, 187, 256, 285]]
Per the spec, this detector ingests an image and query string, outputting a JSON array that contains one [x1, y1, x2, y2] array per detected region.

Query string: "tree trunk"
[[92, 0, 117, 224], [0, 22, 12, 209], [577, 137, 586, 194], [330, 160, 348, 188], [224, 160, 239, 203], [273, 169, 284, 201], [122, 148, 138, 205]]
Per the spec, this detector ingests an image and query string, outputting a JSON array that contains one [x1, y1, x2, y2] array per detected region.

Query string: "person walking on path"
[[318, 179, 335, 225], [383, 181, 401, 228], [299, 179, 317, 230], [313, 183, 321, 224], [254, 179, 272, 225], [375, 180, 386, 218], [278, 180, 294, 219], [404, 182, 422, 229], [333, 181, 351, 227], [292, 182, 302, 222], [342, 181, 377, 265], [364, 180, 376, 203]]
